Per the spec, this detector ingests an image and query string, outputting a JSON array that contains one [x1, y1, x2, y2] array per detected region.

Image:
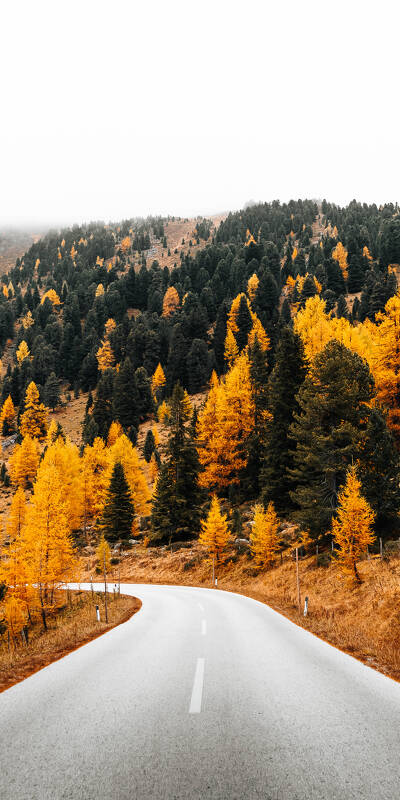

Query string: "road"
[[1, 584, 399, 799]]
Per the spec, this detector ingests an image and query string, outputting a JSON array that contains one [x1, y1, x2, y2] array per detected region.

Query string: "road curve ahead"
[[1, 584, 399, 800]]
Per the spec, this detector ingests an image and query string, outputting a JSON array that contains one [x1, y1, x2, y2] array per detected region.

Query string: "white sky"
[[1, 0, 399, 227]]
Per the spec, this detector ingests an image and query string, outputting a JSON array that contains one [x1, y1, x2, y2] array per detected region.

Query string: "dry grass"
[[80, 541, 400, 682], [0, 590, 141, 693]]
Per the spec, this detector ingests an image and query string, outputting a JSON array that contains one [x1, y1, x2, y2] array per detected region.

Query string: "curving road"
[[1, 583, 400, 799]]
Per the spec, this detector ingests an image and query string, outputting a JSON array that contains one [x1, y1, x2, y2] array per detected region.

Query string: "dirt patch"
[[0, 590, 141, 693]]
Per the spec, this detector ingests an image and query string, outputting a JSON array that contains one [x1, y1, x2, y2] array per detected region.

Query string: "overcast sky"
[[1, 0, 399, 227]]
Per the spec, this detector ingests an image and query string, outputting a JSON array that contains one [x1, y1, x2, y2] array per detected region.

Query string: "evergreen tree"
[[43, 372, 61, 410], [289, 340, 374, 538], [358, 407, 400, 534], [99, 461, 134, 543], [347, 253, 364, 292], [235, 295, 252, 352], [143, 429, 155, 463], [112, 357, 139, 436], [213, 301, 228, 374], [336, 295, 348, 319], [151, 383, 201, 543], [261, 328, 306, 512], [246, 337, 270, 495]]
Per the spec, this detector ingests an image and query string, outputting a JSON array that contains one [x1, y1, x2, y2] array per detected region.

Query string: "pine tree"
[[112, 357, 139, 435], [151, 383, 201, 542], [99, 461, 134, 543], [0, 394, 16, 435], [19, 382, 48, 439], [199, 496, 229, 561], [261, 328, 306, 512], [332, 465, 375, 582], [151, 362, 166, 401], [290, 340, 374, 538], [43, 372, 61, 410], [143, 429, 156, 462], [246, 337, 270, 495], [235, 294, 253, 351], [357, 407, 400, 534], [250, 502, 280, 567]]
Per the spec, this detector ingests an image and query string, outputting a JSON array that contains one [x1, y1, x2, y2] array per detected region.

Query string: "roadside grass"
[[83, 541, 400, 681], [0, 589, 141, 693]]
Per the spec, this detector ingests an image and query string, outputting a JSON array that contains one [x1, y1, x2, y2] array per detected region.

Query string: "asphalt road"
[[1, 583, 400, 800]]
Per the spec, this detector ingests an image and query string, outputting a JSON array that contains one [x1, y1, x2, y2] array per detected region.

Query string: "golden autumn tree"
[[120, 235, 132, 254], [22, 309, 34, 329], [95, 283, 105, 297], [197, 352, 254, 490], [332, 465, 375, 582], [96, 340, 115, 372], [105, 318, 116, 338], [162, 286, 180, 317], [41, 288, 61, 307], [107, 434, 150, 515], [0, 394, 16, 435], [250, 503, 280, 568], [199, 496, 230, 561], [21, 463, 75, 629], [107, 420, 123, 447], [0, 488, 28, 638], [96, 534, 111, 572], [294, 295, 332, 363], [16, 340, 30, 365], [19, 382, 48, 439], [80, 437, 110, 535], [157, 399, 170, 423], [373, 293, 400, 445], [151, 363, 166, 400], [248, 316, 270, 352], [152, 425, 160, 448], [247, 273, 259, 302], [224, 327, 239, 367], [40, 437, 82, 531], [9, 435, 40, 487], [332, 241, 348, 281], [363, 245, 372, 262]]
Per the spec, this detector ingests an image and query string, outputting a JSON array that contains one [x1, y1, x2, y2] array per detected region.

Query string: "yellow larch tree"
[[96, 340, 115, 372], [224, 327, 239, 367], [21, 463, 75, 630], [152, 362, 166, 398], [332, 465, 375, 583], [250, 503, 280, 568], [9, 435, 40, 487], [248, 315, 270, 352], [96, 534, 111, 572], [363, 245, 372, 262], [95, 283, 105, 297], [41, 289, 61, 307], [19, 382, 48, 439], [247, 273, 259, 302], [373, 293, 400, 445], [40, 437, 82, 531], [105, 318, 116, 338], [152, 425, 160, 448], [120, 235, 132, 254], [0, 394, 16, 435], [0, 488, 28, 638], [107, 420, 123, 447], [294, 296, 332, 363], [46, 419, 59, 445], [80, 437, 110, 533], [22, 309, 34, 329], [157, 400, 170, 423], [162, 286, 180, 317], [149, 453, 159, 484], [332, 241, 348, 281], [199, 496, 230, 561], [16, 340, 30, 364], [107, 434, 150, 515]]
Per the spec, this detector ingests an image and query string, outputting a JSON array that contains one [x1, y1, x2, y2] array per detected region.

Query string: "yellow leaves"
[[248, 316, 270, 352], [332, 465, 375, 581], [292, 246, 298, 262], [224, 327, 239, 367], [197, 352, 254, 490], [151, 363, 166, 396], [120, 235, 132, 254], [96, 534, 111, 572], [250, 502, 280, 567], [2, 286, 8, 298], [40, 437, 82, 531], [16, 340, 30, 364], [96, 256, 104, 268], [372, 292, 400, 444], [0, 394, 16, 433], [107, 434, 150, 515], [20, 382, 48, 440], [245, 229, 257, 247], [105, 318, 116, 338], [95, 283, 105, 297], [9, 435, 40, 487], [35, 258, 41, 269], [96, 340, 115, 371], [294, 296, 332, 362], [157, 400, 170, 423], [247, 273, 259, 302], [363, 245, 372, 261], [107, 421, 123, 447], [199, 496, 229, 560], [41, 288, 61, 307], [162, 286, 180, 317], [70, 244, 77, 261], [22, 310, 34, 329], [332, 241, 348, 281]]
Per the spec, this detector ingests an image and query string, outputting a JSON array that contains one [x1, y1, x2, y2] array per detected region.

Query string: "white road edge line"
[[189, 658, 205, 714], [201, 619, 207, 635]]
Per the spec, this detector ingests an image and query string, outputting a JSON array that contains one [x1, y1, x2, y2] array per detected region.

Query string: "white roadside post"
[[95, 605, 100, 622], [304, 596, 309, 617], [296, 547, 301, 614]]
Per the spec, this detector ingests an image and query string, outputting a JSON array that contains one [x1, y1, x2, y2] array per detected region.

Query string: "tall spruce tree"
[[151, 383, 201, 542], [358, 407, 400, 535], [235, 295, 252, 352], [261, 328, 306, 511], [99, 461, 134, 543], [112, 357, 139, 436], [289, 340, 374, 538], [245, 337, 270, 495]]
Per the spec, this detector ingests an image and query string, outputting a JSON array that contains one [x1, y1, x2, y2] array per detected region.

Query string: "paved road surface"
[[1, 584, 399, 799]]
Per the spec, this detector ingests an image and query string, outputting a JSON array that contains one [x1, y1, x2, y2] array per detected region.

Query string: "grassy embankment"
[[0, 589, 141, 693]]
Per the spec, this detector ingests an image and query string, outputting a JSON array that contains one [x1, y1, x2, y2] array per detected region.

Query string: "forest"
[[1, 198, 400, 643]]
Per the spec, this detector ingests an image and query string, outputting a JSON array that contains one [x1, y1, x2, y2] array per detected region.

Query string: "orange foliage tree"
[[332, 465, 375, 582], [199, 496, 230, 561], [250, 503, 280, 567], [162, 286, 180, 317], [19, 382, 48, 439], [0, 394, 16, 435]]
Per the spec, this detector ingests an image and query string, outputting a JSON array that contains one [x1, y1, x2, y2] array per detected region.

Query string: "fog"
[[1, 0, 399, 227]]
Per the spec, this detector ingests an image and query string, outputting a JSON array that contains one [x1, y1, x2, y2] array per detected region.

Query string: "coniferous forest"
[[2, 198, 400, 644]]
